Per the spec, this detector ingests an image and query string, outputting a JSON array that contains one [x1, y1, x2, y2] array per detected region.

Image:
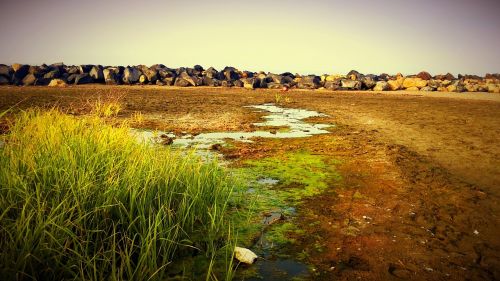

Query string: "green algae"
[[242, 151, 341, 200]]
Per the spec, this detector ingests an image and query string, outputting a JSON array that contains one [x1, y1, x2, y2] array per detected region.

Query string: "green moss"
[[267, 222, 298, 245], [241, 151, 341, 200]]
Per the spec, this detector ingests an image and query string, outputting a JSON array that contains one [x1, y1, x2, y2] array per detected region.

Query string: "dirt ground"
[[1, 85, 499, 280]]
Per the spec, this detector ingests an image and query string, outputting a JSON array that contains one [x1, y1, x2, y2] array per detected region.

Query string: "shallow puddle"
[[133, 103, 332, 149]]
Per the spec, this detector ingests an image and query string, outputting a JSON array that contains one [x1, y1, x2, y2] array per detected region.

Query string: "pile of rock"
[[0, 63, 498, 93]]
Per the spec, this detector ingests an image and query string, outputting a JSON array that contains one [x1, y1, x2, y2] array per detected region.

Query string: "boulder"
[[297, 75, 320, 89], [0, 64, 11, 78], [202, 77, 220, 87], [221, 80, 234, 87], [464, 84, 479, 92], [103, 68, 120, 85], [267, 82, 283, 89], [155, 80, 165, 86], [416, 71, 432, 80], [66, 66, 80, 75], [434, 73, 455, 81], [406, 86, 420, 91], [223, 67, 240, 81], [48, 79, 67, 87], [143, 68, 158, 83], [178, 72, 201, 86], [79, 65, 93, 74], [233, 80, 244, 87], [122, 67, 141, 84], [75, 73, 93, 85], [34, 78, 52, 86], [158, 68, 176, 79], [324, 80, 341, 90], [428, 79, 441, 89], [12, 64, 30, 85], [437, 86, 448, 92], [22, 73, 37, 86], [387, 79, 403, 90], [347, 70, 362, 80], [11, 63, 24, 72], [341, 79, 362, 90], [174, 78, 192, 87], [43, 69, 61, 79], [139, 75, 148, 84], [242, 78, 258, 89], [0, 76, 9, 85], [204, 67, 218, 79], [162, 77, 175, 86], [403, 77, 428, 89], [420, 86, 434, 92], [241, 71, 254, 78], [373, 81, 390, 91], [89, 65, 104, 82], [361, 75, 377, 89], [67, 74, 78, 84]]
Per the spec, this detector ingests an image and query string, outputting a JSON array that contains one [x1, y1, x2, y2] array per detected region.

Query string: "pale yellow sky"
[[1, 0, 499, 75]]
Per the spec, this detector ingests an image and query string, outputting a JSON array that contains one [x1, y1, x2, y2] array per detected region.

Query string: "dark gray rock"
[[34, 77, 52, 86], [221, 80, 234, 87], [75, 73, 93, 85], [43, 69, 61, 79], [79, 65, 93, 74], [0, 64, 11, 78], [67, 74, 78, 84], [223, 67, 240, 81], [233, 79, 244, 87], [361, 75, 376, 89], [122, 67, 141, 84], [67, 66, 80, 74], [12, 64, 30, 85], [204, 67, 218, 79], [142, 67, 158, 83], [347, 70, 363, 80], [89, 65, 104, 82], [158, 68, 176, 79], [0, 75, 9, 85], [203, 77, 220, 86], [103, 68, 120, 85]]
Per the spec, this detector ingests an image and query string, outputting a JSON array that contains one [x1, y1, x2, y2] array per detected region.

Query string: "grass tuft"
[[0, 108, 237, 280]]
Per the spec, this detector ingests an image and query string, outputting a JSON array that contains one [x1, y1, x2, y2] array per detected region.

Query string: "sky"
[[0, 0, 499, 75]]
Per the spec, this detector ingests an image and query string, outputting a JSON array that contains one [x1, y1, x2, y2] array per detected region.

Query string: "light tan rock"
[[373, 81, 390, 91], [406, 86, 420, 91], [403, 77, 428, 89], [387, 79, 403, 90], [325, 74, 344, 82], [234, 247, 258, 264], [446, 84, 457, 92], [465, 84, 478, 92], [437, 86, 448, 92], [48, 79, 67, 87]]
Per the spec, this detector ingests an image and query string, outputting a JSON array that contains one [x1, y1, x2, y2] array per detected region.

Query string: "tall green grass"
[[0, 109, 237, 280]]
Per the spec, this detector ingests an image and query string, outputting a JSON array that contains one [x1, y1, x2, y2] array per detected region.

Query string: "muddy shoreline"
[[1, 86, 499, 280]]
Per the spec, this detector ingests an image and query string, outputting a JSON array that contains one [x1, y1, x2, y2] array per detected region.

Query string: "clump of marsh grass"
[[0, 108, 237, 280]]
